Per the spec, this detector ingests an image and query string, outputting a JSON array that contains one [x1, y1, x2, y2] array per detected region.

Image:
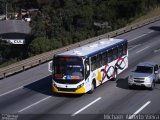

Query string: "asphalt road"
[[0, 20, 160, 120]]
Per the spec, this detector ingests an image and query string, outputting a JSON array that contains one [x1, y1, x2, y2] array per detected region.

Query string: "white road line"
[[147, 31, 154, 34], [136, 46, 150, 53], [128, 44, 141, 51], [0, 86, 23, 97], [72, 97, 102, 116], [129, 34, 147, 42], [128, 101, 151, 119], [154, 49, 160, 53], [18, 96, 51, 113], [128, 31, 154, 42]]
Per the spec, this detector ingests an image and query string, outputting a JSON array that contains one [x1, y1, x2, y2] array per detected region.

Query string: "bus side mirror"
[[86, 65, 89, 71], [48, 61, 53, 73]]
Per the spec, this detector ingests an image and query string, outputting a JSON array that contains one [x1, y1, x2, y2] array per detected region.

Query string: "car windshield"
[[53, 56, 84, 80], [135, 66, 153, 73]]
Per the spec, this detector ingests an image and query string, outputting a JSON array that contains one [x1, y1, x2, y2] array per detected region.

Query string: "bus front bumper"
[[52, 85, 86, 94]]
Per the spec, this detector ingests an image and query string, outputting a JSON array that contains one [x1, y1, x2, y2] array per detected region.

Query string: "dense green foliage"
[[28, 0, 160, 56], [1, 0, 160, 66]]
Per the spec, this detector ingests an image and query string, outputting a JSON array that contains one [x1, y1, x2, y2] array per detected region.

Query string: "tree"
[[28, 37, 52, 56]]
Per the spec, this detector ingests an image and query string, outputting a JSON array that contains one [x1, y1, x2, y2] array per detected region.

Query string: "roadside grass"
[[129, 7, 160, 24]]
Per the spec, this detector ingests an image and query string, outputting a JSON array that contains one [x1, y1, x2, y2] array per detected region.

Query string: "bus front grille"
[[57, 87, 77, 92]]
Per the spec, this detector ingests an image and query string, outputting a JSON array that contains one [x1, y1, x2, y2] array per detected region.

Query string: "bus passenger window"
[[97, 54, 102, 68], [102, 52, 108, 65], [123, 43, 127, 55], [113, 47, 118, 60], [91, 56, 97, 71], [118, 45, 123, 57], [108, 50, 113, 63]]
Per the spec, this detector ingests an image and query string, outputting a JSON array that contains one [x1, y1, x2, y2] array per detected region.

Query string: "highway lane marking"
[[72, 97, 102, 116], [128, 31, 153, 42], [128, 101, 151, 119], [0, 77, 48, 97], [147, 31, 154, 34], [154, 48, 160, 53], [129, 34, 147, 42], [18, 96, 51, 113], [0, 86, 23, 97], [128, 44, 141, 51], [136, 46, 150, 54]]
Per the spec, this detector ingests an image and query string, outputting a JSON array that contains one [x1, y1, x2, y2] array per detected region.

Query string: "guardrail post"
[[39, 60, 41, 64], [3, 73, 6, 78], [23, 66, 25, 71]]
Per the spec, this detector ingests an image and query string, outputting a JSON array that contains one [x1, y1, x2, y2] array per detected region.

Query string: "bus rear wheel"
[[111, 71, 117, 81]]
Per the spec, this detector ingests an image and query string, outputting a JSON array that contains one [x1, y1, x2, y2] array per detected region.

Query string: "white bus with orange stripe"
[[48, 38, 128, 94]]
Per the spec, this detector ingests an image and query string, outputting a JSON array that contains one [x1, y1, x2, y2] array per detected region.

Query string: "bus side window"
[[123, 43, 127, 55], [97, 54, 102, 68], [102, 51, 108, 65], [91, 56, 97, 71], [113, 47, 118, 60], [118, 45, 123, 57], [108, 49, 113, 63]]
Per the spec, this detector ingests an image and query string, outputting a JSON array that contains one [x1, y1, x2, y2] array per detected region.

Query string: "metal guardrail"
[[0, 15, 160, 79]]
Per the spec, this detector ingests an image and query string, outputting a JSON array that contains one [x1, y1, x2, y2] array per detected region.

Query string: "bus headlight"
[[52, 81, 57, 87], [77, 83, 84, 89]]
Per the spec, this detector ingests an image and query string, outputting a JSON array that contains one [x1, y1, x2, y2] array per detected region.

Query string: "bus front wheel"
[[88, 80, 96, 94]]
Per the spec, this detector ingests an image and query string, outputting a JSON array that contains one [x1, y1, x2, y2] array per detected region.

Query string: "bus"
[[48, 38, 128, 94]]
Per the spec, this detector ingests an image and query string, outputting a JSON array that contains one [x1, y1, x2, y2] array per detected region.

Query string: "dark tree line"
[[1, 0, 160, 66]]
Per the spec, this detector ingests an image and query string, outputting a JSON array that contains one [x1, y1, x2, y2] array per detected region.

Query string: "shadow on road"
[[116, 77, 129, 90], [23, 75, 83, 98], [149, 26, 160, 31]]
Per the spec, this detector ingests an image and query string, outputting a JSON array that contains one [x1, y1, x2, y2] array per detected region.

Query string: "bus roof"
[[58, 38, 127, 57]]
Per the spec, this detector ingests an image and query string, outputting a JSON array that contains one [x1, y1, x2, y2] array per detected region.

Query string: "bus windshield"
[[54, 56, 84, 80]]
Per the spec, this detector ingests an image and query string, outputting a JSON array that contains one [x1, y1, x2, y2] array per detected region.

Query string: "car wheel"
[[128, 85, 133, 89], [149, 81, 155, 90]]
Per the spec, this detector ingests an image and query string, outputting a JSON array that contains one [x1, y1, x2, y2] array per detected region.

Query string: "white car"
[[128, 62, 160, 90]]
